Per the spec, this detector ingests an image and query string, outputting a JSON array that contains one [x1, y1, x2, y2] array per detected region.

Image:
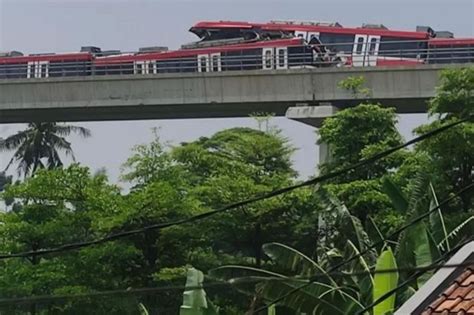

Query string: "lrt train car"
[[93, 38, 316, 75], [427, 38, 474, 64], [1, 21, 473, 80], [189, 20, 436, 66], [0, 51, 94, 79]]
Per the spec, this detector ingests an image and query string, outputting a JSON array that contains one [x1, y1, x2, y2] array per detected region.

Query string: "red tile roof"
[[421, 267, 474, 314]]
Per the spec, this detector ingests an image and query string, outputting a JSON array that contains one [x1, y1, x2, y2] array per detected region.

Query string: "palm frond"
[[0, 130, 31, 151], [209, 265, 286, 281], [438, 216, 474, 251], [262, 242, 337, 285], [0, 122, 86, 177], [261, 278, 365, 315], [428, 183, 449, 251], [344, 240, 374, 306], [54, 124, 91, 138], [406, 172, 430, 215]]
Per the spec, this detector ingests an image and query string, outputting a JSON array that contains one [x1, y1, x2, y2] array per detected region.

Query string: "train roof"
[[0, 52, 93, 64], [95, 38, 304, 64], [191, 20, 431, 39]]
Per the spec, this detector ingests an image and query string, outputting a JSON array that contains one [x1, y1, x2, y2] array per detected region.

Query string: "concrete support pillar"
[[285, 105, 339, 173], [317, 139, 331, 166]]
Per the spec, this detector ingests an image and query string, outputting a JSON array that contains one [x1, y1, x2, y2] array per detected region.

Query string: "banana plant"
[[373, 247, 398, 315], [382, 175, 473, 290], [180, 267, 219, 315], [138, 303, 149, 315], [210, 242, 366, 315], [209, 180, 471, 314]]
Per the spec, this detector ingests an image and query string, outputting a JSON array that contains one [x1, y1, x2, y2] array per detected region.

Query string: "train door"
[[295, 31, 306, 40], [210, 53, 221, 72], [352, 35, 367, 67], [275, 47, 288, 69], [262, 47, 288, 70], [352, 34, 380, 66], [262, 48, 274, 70], [307, 32, 320, 43], [27, 61, 49, 78], [367, 35, 381, 66], [134, 61, 156, 74], [198, 53, 221, 72], [294, 31, 319, 42], [197, 54, 210, 72]]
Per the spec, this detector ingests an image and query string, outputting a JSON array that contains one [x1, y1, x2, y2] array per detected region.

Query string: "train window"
[[380, 37, 424, 59], [276, 48, 288, 69], [265, 50, 272, 68], [28, 63, 36, 78], [356, 37, 365, 54], [318, 33, 354, 54], [369, 38, 377, 55], [308, 32, 320, 42], [0, 64, 28, 79], [212, 56, 218, 72], [40, 64, 48, 77], [135, 63, 143, 74], [295, 31, 306, 40], [147, 62, 154, 74]]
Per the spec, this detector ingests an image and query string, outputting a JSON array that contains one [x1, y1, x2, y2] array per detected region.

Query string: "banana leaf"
[[373, 247, 398, 315]]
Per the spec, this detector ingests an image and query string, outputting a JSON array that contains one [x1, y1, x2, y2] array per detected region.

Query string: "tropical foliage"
[[210, 181, 472, 314], [0, 68, 471, 314], [0, 122, 91, 177]]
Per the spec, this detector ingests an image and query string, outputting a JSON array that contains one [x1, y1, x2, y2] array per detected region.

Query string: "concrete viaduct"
[[0, 64, 463, 127]]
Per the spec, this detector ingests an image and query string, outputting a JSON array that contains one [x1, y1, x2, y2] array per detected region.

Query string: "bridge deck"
[[0, 64, 467, 124]]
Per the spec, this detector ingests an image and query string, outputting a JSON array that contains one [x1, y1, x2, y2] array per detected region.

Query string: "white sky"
[[0, 0, 473, 187]]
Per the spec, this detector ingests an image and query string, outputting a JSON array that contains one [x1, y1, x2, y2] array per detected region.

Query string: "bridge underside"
[[0, 98, 429, 124], [0, 64, 461, 124]]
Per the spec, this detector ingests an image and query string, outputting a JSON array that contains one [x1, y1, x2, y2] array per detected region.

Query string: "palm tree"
[[0, 122, 91, 177]]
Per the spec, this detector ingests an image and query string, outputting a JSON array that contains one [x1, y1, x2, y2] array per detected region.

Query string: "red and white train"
[[1, 20, 473, 79], [190, 20, 474, 66]]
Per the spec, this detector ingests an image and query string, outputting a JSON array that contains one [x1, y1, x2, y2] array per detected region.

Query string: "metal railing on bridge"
[[1, 39, 473, 79]]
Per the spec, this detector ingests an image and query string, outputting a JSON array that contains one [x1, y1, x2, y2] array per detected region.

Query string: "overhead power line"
[[0, 260, 472, 307], [0, 115, 470, 261], [252, 182, 474, 314]]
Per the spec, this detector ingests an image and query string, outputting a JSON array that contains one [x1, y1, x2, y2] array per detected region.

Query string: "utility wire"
[[355, 237, 473, 315], [252, 182, 474, 314], [0, 115, 469, 260], [0, 260, 472, 307]]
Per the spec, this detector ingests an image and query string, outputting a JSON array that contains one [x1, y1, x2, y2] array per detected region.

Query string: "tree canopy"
[[0, 69, 472, 314]]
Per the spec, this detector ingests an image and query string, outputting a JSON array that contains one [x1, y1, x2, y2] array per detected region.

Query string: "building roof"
[[395, 241, 474, 315], [422, 266, 474, 314]]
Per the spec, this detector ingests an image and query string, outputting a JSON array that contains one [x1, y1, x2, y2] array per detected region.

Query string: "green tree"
[[318, 104, 406, 182], [171, 127, 298, 266], [318, 104, 408, 229], [120, 126, 304, 313], [0, 122, 91, 177], [122, 126, 302, 266], [0, 165, 142, 314], [413, 68, 473, 215]]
